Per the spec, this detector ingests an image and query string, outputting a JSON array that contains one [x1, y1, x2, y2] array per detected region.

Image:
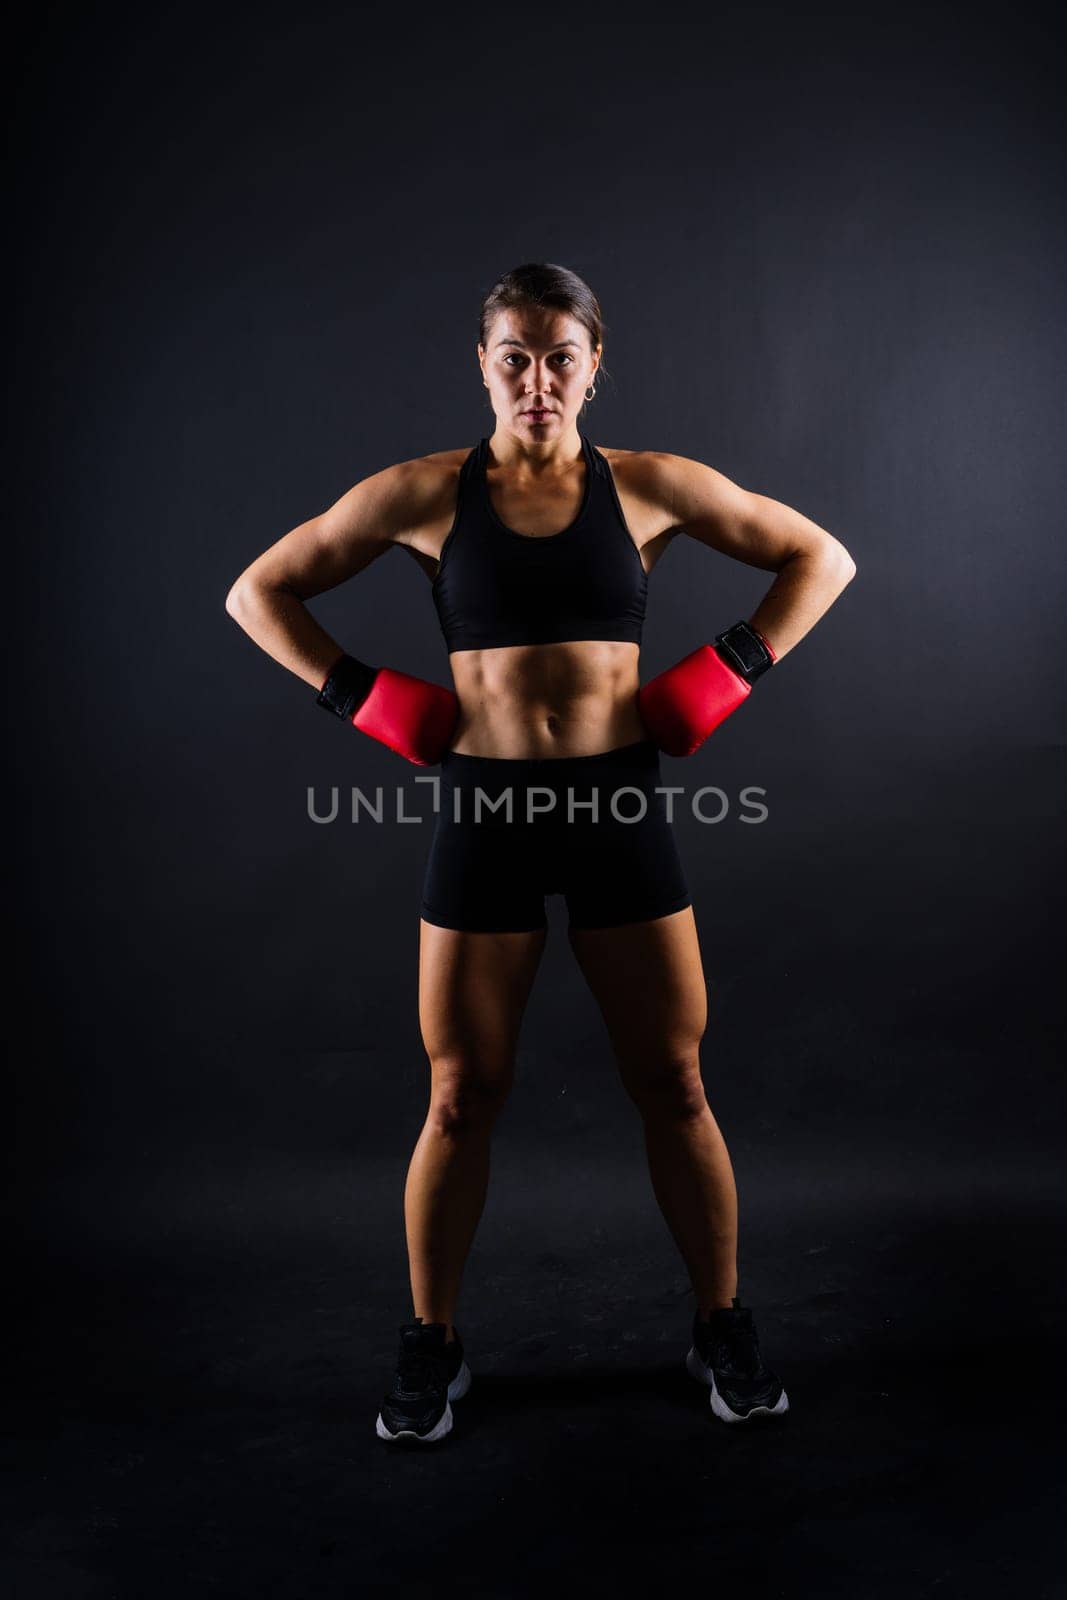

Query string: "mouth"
[[522, 408, 553, 421]]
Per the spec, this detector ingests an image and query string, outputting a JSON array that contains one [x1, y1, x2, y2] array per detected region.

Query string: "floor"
[[7, 1142, 1064, 1598]]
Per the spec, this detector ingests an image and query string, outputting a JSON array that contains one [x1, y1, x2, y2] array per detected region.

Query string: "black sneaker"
[[686, 1296, 789, 1424], [375, 1318, 472, 1444]]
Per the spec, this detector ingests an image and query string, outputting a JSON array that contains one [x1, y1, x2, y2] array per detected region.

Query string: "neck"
[[487, 424, 584, 472]]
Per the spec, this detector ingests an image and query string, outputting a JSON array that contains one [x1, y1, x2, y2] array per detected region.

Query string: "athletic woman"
[[225, 262, 857, 1444]]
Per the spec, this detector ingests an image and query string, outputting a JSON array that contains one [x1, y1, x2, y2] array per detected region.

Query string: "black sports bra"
[[431, 432, 648, 653]]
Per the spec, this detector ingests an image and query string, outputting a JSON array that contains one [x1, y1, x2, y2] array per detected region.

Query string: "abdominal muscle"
[[446, 639, 648, 759]]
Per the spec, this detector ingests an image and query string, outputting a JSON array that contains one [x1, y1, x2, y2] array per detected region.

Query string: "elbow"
[[225, 577, 256, 621], [825, 538, 857, 586]]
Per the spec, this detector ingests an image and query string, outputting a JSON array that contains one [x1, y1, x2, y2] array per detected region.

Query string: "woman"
[[225, 262, 857, 1445]]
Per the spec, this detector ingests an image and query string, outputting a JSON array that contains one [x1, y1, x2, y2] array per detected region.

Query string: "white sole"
[[375, 1358, 473, 1443], [685, 1345, 790, 1424], [375, 1401, 454, 1443], [448, 1360, 472, 1401]]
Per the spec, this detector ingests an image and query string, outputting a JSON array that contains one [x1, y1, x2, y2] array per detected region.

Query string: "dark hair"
[[479, 262, 610, 393]]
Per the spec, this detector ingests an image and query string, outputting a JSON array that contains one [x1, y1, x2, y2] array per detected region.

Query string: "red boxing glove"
[[317, 654, 459, 766], [638, 622, 777, 757], [352, 667, 459, 766]]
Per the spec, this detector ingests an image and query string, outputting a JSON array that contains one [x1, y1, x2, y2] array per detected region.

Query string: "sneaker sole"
[[374, 1360, 473, 1444], [448, 1360, 472, 1403], [685, 1345, 790, 1424]]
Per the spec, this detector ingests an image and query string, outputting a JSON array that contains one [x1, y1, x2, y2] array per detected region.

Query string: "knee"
[[427, 1056, 513, 1135], [623, 1050, 708, 1120]]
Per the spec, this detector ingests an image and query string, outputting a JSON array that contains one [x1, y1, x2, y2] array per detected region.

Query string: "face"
[[478, 305, 600, 438]]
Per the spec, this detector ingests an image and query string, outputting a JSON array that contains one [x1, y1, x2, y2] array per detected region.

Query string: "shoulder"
[[596, 444, 723, 490], [365, 445, 478, 548], [594, 444, 727, 525]]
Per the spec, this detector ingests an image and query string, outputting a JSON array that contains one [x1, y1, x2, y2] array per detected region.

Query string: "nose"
[[524, 363, 553, 393]]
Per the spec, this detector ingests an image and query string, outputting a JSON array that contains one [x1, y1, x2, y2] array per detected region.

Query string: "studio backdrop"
[[9, 8, 1063, 1596]]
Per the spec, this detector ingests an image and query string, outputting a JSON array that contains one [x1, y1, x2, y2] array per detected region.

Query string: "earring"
[[584, 384, 596, 402]]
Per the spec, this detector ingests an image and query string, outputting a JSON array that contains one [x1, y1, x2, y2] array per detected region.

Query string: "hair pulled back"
[[479, 262, 610, 391]]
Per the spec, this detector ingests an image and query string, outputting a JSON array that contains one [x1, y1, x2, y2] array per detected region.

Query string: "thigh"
[[418, 920, 549, 1101], [420, 804, 549, 935], [567, 906, 708, 1095], [560, 762, 691, 932]]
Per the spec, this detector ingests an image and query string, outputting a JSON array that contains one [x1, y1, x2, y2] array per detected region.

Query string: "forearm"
[[747, 544, 856, 661], [226, 578, 459, 767], [225, 581, 351, 691]]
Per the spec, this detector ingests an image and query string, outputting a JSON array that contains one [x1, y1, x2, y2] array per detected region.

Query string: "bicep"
[[235, 462, 417, 601], [657, 453, 835, 571]]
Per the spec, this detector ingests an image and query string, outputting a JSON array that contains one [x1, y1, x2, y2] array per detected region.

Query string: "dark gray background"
[[8, 5, 1065, 1596]]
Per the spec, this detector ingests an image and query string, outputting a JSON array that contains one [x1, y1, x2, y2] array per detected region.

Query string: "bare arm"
[[648, 454, 858, 659], [224, 460, 425, 690]]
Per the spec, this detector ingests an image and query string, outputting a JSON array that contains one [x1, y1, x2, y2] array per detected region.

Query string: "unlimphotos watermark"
[[306, 778, 769, 825]]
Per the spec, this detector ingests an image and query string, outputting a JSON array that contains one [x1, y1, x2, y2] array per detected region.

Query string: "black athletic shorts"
[[420, 738, 692, 933]]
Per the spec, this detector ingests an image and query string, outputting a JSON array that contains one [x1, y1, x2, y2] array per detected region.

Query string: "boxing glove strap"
[[714, 621, 775, 683], [316, 653, 379, 719]]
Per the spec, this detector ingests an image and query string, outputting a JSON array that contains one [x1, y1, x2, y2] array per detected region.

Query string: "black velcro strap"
[[316, 653, 379, 719], [714, 621, 774, 683]]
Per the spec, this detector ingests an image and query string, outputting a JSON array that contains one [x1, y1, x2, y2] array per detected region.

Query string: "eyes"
[[502, 353, 575, 368]]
